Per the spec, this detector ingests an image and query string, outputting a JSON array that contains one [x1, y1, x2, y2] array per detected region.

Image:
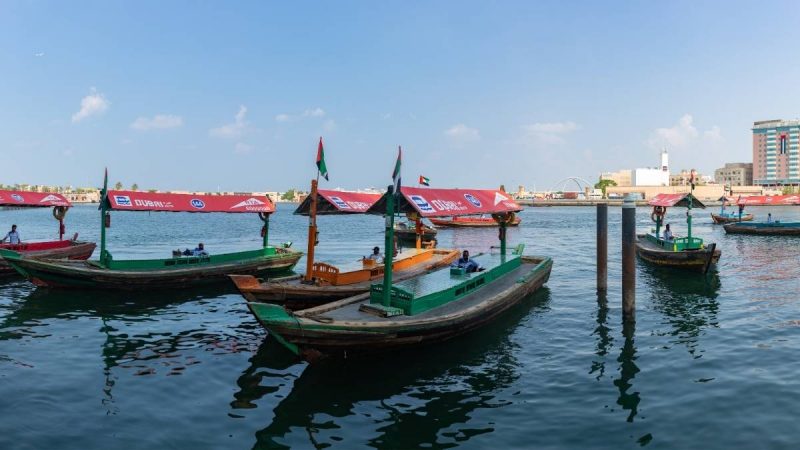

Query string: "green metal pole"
[[382, 185, 396, 307], [100, 180, 108, 267], [500, 220, 507, 258], [262, 214, 270, 248], [687, 189, 693, 242]]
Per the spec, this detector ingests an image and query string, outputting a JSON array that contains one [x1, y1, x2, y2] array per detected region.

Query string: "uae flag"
[[419, 175, 430, 186], [316, 137, 329, 181], [392, 146, 402, 193]]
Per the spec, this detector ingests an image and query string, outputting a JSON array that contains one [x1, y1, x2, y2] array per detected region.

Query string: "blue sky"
[[2, 1, 800, 192]]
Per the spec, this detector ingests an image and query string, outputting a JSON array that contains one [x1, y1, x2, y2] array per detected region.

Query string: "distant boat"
[[722, 195, 800, 236], [429, 215, 521, 228], [710, 195, 753, 224]]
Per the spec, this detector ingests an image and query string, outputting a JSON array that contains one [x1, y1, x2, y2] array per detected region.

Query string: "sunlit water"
[[1, 203, 800, 449]]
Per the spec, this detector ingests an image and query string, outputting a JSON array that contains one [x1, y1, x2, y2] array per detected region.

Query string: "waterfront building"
[[599, 169, 632, 187], [631, 149, 670, 186], [714, 163, 753, 187], [753, 119, 800, 186]]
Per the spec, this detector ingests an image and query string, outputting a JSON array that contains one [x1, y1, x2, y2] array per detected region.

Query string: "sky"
[[2, 0, 800, 192]]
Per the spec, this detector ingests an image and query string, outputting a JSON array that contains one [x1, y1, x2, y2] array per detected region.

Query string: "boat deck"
[[332, 247, 436, 273]]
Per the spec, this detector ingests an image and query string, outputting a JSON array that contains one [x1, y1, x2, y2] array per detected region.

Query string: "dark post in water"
[[382, 185, 396, 306], [621, 194, 636, 321], [597, 203, 608, 292]]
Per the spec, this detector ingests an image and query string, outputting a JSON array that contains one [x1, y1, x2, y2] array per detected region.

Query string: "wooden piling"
[[621, 195, 636, 321], [597, 203, 608, 292]]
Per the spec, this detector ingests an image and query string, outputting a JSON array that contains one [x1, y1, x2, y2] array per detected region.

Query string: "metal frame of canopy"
[[98, 170, 276, 268], [647, 193, 706, 250], [0, 190, 73, 241]]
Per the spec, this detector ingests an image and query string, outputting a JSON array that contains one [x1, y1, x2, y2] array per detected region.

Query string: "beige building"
[[669, 169, 709, 186], [714, 162, 753, 186], [599, 169, 632, 187]]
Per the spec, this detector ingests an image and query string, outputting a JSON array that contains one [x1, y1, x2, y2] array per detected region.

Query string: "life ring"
[[52, 206, 68, 221], [650, 206, 665, 223], [258, 212, 270, 222], [491, 212, 516, 225]]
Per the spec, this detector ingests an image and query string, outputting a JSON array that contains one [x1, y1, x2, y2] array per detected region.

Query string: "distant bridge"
[[549, 176, 594, 193]]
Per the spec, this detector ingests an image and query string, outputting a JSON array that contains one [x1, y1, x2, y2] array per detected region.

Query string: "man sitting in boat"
[[365, 246, 384, 263], [663, 224, 674, 242], [767, 213, 774, 223], [193, 243, 209, 256], [454, 250, 483, 273], [1, 224, 21, 244]]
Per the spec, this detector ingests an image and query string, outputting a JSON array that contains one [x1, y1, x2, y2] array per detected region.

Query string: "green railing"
[[646, 233, 704, 251]]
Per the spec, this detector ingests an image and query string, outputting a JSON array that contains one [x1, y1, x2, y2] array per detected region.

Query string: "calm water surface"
[[1, 203, 800, 449]]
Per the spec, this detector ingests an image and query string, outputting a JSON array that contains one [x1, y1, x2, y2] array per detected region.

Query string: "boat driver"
[[366, 246, 384, 263], [455, 250, 483, 273], [663, 224, 674, 241], [1, 224, 21, 244], [193, 243, 209, 256]]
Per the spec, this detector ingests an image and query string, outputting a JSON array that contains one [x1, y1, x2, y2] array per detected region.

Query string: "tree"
[[114, 181, 123, 190], [281, 189, 296, 201], [131, 183, 139, 191], [595, 179, 617, 198]]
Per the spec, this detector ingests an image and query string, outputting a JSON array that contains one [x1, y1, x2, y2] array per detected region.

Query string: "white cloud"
[[130, 114, 183, 131], [444, 123, 480, 143], [521, 121, 579, 144], [647, 114, 698, 149], [72, 88, 110, 123], [234, 142, 253, 155], [210, 105, 248, 138], [275, 113, 290, 122], [323, 119, 337, 132], [275, 107, 327, 123], [303, 107, 325, 117], [704, 125, 722, 142], [35, 52, 45, 57]]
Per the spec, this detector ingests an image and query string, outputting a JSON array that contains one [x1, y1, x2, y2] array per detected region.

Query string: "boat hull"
[[394, 227, 437, 244], [0, 241, 96, 277], [230, 249, 459, 310], [0, 248, 301, 290], [247, 256, 552, 361], [429, 217, 521, 228], [710, 213, 754, 224], [723, 222, 800, 236], [635, 235, 720, 272]]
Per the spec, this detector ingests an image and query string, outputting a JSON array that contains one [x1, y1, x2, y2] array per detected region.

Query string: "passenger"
[[366, 246, 384, 263], [193, 243, 208, 256], [663, 224, 674, 241], [454, 250, 483, 273], [767, 213, 774, 223], [1, 225, 21, 244]]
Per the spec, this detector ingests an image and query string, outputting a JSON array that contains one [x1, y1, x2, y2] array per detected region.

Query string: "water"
[[2, 203, 800, 449]]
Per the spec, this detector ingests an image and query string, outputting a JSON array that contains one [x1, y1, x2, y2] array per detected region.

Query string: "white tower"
[[661, 148, 669, 172]]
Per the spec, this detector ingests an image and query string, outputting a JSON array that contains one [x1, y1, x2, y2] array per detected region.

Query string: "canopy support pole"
[[687, 188, 693, 243], [59, 218, 64, 241], [304, 179, 318, 282], [415, 217, 422, 250], [382, 185, 396, 307], [262, 214, 270, 248], [100, 179, 108, 267], [500, 220, 507, 258]]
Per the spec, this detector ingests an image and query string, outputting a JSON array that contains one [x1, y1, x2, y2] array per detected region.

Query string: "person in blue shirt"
[[1, 225, 21, 244], [455, 250, 482, 273], [192, 243, 208, 256], [663, 224, 674, 241]]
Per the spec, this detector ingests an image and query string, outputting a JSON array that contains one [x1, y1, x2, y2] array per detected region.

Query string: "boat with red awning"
[[723, 195, 800, 235], [230, 185, 459, 310], [0, 172, 301, 289], [710, 195, 754, 224], [0, 190, 96, 277]]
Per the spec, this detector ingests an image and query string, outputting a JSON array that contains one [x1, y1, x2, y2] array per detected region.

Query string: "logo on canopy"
[[494, 192, 509, 206], [114, 195, 132, 207], [11, 194, 24, 202], [190, 199, 206, 209], [39, 194, 64, 204], [231, 197, 268, 211], [464, 193, 482, 208], [329, 196, 350, 209], [410, 195, 434, 213]]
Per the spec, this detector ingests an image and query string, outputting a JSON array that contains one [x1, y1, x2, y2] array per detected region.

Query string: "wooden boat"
[[394, 221, 437, 245], [230, 248, 459, 309], [247, 184, 550, 361], [231, 182, 456, 309], [636, 192, 721, 273], [723, 221, 800, 236], [0, 190, 95, 276], [429, 215, 521, 228], [710, 195, 753, 223], [0, 171, 301, 289]]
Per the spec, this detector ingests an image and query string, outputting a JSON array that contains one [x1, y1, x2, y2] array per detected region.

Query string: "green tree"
[[281, 189, 296, 201], [595, 179, 618, 198], [131, 183, 139, 191], [114, 181, 123, 190]]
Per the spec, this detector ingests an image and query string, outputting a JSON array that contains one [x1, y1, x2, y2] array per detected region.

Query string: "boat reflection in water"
[[232, 289, 552, 449]]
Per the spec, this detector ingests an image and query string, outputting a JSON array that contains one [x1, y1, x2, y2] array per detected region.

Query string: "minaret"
[[661, 148, 669, 172]]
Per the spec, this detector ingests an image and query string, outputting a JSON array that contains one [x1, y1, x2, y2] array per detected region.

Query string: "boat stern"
[[247, 302, 301, 355]]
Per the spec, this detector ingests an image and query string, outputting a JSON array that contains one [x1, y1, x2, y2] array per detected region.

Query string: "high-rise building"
[[753, 119, 800, 186], [714, 163, 753, 186]]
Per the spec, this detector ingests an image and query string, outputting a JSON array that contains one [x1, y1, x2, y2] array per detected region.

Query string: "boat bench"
[[368, 253, 521, 316]]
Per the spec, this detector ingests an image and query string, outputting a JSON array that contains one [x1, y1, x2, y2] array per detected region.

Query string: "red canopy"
[[736, 195, 800, 206], [648, 193, 706, 209], [0, 190, 71, 207], [105, 190, 275, 213], [295, 190, 381, 215], [367, 187, 522, 217]]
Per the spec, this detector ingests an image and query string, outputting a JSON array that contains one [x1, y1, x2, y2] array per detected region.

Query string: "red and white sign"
[[106, 190, 275, 213], [369, 187, 521, 217], [0, 190, 71, 207], [648, 193, 706, 208], [736, 195, 800, 206], [318, 190, 381, 213]]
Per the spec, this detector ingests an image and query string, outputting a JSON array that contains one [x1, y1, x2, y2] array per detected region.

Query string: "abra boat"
[[0, 191, 95, 277], [394, 221, 437, 246], [429, 215, 521, 228], [636, 193, 720, 273], [247, 184, 551, 361], [710, 195, 753, 224], [0, 172, 301, 289], [230, 181, 458, 310], [723, 195, 800, 236]]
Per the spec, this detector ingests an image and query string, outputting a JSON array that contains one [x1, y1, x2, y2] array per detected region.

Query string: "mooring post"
[[621, 194, 636, 322], [597, 203, 608, 292]]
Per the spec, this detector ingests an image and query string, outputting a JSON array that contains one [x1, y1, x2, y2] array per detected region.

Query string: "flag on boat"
[[419, 175, 430, 186], [392, 146, 402, 193], [316, 137, 329, 181]]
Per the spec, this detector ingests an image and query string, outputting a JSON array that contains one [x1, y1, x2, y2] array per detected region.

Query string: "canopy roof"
[[0, 190, 71, 207], [367, 187, 522, 217], [294, 190, 381, 215], [104, 190, 275, 213], [648, 193, 706, 209], [736, 195, 800, 206]]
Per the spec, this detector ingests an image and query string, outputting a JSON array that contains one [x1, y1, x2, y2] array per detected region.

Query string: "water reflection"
[[235, 290, 551, 449], [590, 291, 613, 381], [613, 320, 640, 423]]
